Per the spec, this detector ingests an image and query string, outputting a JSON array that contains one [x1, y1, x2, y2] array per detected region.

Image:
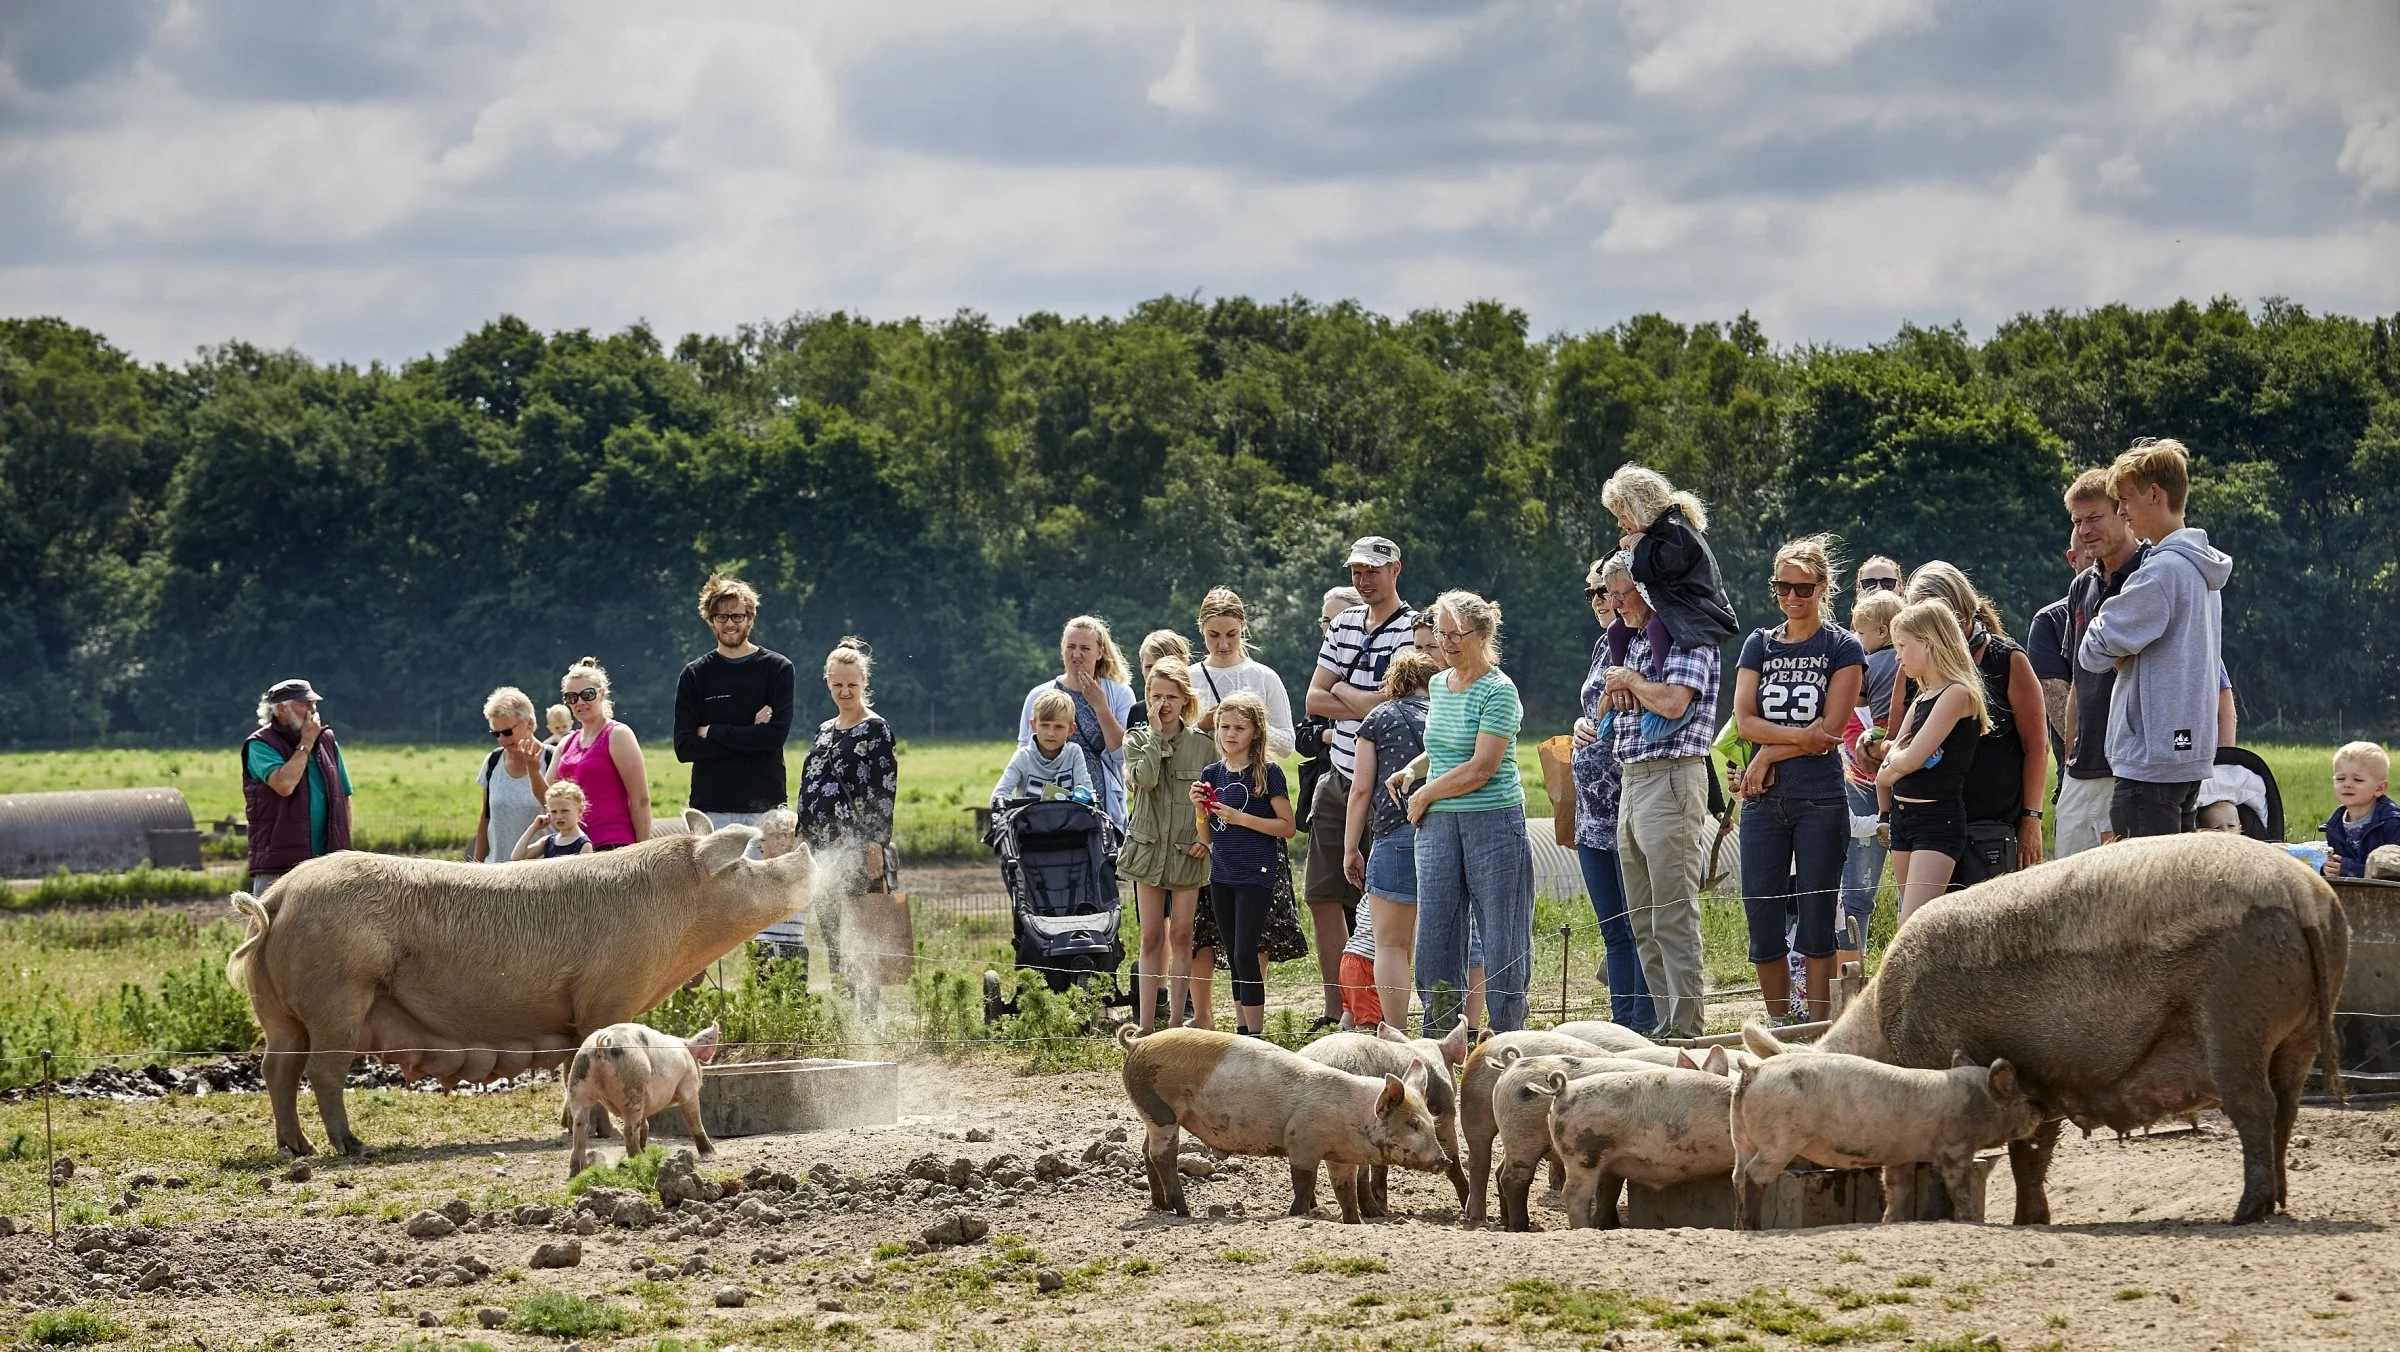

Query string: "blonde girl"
[[1599, 463, 1738, 670], [1017, 616, 1135, 826], [1124, 656, 1215, 1033], [1189, 691, 1295, 1036], [1191, 587, 1296, 759], [1875, 602, 1992, 924]]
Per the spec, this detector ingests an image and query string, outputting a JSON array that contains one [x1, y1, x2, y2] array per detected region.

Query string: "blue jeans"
[[1576, 844, 1652, 1033], [1839, 779, 1886, 952], [1413, 807, 1536, 1035], [1738, 793, 1849, 963]]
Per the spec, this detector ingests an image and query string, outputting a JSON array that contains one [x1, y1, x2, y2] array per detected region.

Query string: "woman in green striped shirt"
[[1404, 590, 1536, 1034]]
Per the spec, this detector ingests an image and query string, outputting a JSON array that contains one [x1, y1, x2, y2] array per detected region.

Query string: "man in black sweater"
[[673, 575, 796, 836]]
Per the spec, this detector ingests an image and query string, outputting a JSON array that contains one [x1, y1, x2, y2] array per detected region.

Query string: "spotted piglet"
[[563, 1023, 719, 1178]]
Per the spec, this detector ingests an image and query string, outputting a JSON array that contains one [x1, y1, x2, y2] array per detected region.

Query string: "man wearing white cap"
[[1301, 535, 1415, 1029], [241, 677, 355, 892]]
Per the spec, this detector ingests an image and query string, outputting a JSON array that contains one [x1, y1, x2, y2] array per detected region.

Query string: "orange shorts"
[[1338, 952, 1382, 1028]]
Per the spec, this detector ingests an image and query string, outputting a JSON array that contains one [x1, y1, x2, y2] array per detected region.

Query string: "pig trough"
[[653, 1058, 899, 1139], [2329, 877, 2400, 1092], [1624, 1156, 2001, 1230]]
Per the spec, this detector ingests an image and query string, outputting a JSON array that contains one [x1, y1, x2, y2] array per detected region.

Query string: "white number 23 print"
[[1759, 681, 1821, 725]]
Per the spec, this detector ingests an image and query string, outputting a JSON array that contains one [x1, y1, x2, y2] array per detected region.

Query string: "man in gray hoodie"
[[2077, 439, 2235, 838]]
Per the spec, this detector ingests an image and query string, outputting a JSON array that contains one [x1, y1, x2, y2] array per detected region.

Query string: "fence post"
[[42, 1049, 57, 1241], [1558, 925, 1571, 1024]]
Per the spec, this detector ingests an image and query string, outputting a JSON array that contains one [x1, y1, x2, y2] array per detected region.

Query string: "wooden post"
[[1829, 959, 1864, 1022]]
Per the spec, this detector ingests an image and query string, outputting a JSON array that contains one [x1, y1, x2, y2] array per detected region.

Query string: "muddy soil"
[[2, 1062, 2396, 1350]]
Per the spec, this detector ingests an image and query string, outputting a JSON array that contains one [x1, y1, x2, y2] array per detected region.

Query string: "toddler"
[[2323, 741, 2400, 878], [514, 781, 594, 859], [993, 690, 1094, 803], [1600, 463, 1737, 675]]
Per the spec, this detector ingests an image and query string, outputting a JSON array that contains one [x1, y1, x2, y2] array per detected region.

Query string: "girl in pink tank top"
[[555, 718, 637, 847]]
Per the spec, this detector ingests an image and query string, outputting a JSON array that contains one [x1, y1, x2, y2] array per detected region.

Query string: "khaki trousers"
[[1616, 756, 1710, 1038]]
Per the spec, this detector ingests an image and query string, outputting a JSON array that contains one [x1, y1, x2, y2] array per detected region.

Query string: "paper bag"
[[1536, 734, 1578, 847]]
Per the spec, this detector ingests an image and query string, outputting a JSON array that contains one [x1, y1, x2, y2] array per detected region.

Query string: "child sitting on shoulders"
[[993, 690, 1095, 803], [2323, 741, 2400, 878], [513, 781, 594, 859], [1600, 463, 1738, 675]]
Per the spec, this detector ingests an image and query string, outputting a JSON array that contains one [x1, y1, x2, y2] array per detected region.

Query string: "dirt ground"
[[4, 1060, 2397, 1351]]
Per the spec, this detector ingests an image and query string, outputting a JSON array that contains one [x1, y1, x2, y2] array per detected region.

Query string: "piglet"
[[1491, 1045, 1726, 1231], [1116, 1025, 1448, 1223], [1296, 1020, 1473, 1215], [1526, 1055, 1738, 1229], [1730, 1022, 2045, 1227], [563, 1022, 720, 1178]]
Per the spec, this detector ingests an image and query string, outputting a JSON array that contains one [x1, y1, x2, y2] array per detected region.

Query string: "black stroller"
[[979, 797, 1127, 1021]]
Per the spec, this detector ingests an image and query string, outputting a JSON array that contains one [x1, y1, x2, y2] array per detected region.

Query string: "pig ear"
[[1702, 1046, 1729, 1076], [1951, 1049, 1978, 1069], [1376, 1073, 1406, 1116], [682, 807, 713, 834], [1402, 1059, 1429, 1095], [694, 823, 756, 876], [690, 1025, 721, 1064], [1987, 1059, 2020, 1099], [1374, 1022, 1411, 1045], [1675, 1049, 1699, 1070], [1440, 1018, 1470, 1065]]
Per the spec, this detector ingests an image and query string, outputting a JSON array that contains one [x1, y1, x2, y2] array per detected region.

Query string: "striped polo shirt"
[[1423, 667, 1524, 814]]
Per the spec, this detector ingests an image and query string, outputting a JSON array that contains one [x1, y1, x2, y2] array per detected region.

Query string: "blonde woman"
[[1190, 587, 1296, 759], [1731, 536, 1864, 1025], [1016, 616, 1135, 826], [1875, 602, 1992, 924], [471, 686, 551, 863], [553, 656, 652, 848], [1124, 656, 1214, 1033], [1403, 591, 1534, 1035], [1904, 560, 2049, 880], [776, 638, 899, 980]]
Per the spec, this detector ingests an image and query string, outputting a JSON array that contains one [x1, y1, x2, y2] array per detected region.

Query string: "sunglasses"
[[1772, 581, 1821, 599], [489, 726, 521, 741], [1857, 576, 1900, 592], [1584, 585, 1607, 600], [564, 688, 603, 704]]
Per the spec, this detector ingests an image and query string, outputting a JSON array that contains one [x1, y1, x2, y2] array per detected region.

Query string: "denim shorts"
[[1364, 824, 1418, 905]]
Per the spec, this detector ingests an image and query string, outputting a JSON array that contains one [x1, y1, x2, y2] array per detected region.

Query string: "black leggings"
[[1209, 882, 1272, 1007]]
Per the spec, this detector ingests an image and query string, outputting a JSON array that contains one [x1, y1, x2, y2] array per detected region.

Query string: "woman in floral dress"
[[792, 639, 900, 988]]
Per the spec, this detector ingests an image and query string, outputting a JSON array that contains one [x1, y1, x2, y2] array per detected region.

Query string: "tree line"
[[4, 294, 2395, 750]]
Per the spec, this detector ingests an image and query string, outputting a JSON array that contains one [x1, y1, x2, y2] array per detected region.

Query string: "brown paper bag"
[[851, 891, 916, 987], [1536, 734, 1578, 847]]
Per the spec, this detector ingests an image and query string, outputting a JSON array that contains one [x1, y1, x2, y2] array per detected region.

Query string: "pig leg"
[[676, 1085, 715, 1160], [1547, 1158, 1564, 1193], [1369, 1164, 1388, 1217], [1463, 1094, 1496, 1224], [1733, 1146, 1788, 1230], [2207, 1037, 2281, 1225], [1937, 1156, 1981, 1224], [1287, 1161, 1319, 1217], [2006, 1118, 2061, 1224], [567, 1093, 594, 1179], [1330, 1165, 1363, 1224], [2268, 1025, 2318, 1213], [1497, 1157, 1538, 1232], [1141, 1122, 1186, 1216], [620, 1108, 649, 1167], [1591, 1172, 1625, 1230], [304, 1046, 369, 1156], [1877, 1164, 1914, 1224], [260, 1016, 314, 1158]]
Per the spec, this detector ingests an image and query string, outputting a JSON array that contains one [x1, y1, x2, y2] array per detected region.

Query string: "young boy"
[[513, 781, 594, 859], [2323, 741, 2400, 878], [1835, 587, 1905, 958], [993, 690, 1095, 803]]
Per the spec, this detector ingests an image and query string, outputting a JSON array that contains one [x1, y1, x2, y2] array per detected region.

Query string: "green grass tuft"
[[507, 1291, 630, 1337], [28, 1310, 127, 1346], [568, 1142, 667, 1198]]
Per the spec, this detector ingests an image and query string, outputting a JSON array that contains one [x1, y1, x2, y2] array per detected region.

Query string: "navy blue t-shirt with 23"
[[1737, 623, 1867, 800]]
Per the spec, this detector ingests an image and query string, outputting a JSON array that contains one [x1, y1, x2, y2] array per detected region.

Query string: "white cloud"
[[0, 0, 2394, 364]]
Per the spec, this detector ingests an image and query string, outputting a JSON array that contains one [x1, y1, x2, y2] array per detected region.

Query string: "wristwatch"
[[2020, 808, 2044, 821]]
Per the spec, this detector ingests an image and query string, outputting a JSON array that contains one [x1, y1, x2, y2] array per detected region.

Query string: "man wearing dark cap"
[[242, 678, 354, 891]]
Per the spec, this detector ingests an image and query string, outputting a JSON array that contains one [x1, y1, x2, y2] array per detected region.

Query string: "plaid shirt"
[[1609, 630, 1720, 765]]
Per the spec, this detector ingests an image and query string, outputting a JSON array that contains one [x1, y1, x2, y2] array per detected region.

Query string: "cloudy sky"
[[3, 0, 2396, 366]]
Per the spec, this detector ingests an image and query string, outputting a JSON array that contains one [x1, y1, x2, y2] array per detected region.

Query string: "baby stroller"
[[979, 797, 1127, 1021]]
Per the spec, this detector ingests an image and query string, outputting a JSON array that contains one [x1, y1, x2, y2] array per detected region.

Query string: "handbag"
[[1263, 844, 1310, 964], [1536, 734, 1577, 847]]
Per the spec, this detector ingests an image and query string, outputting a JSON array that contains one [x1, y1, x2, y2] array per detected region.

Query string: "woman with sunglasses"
[[470, 686, 551, 863], [1730, 536, 1864, 1025], [554, 656, 653, 849], [1855, 556, 1904, 596]]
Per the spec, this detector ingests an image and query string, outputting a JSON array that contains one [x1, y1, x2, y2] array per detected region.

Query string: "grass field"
[[0, 736, 2362, 860]]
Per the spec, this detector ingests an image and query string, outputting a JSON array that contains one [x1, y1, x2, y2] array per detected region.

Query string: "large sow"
[[1815, 833, 2346, 1224], [226, 811, 816, 1157]]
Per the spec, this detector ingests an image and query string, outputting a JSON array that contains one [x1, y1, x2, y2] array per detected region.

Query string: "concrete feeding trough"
[[2329, 877, 2400, 1091], [652, 1057, 898, 1139], [1625, 1155, 2001, 1230]]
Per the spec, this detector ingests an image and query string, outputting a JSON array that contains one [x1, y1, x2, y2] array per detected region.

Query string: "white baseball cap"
[[1345, 536, 1401, 568]]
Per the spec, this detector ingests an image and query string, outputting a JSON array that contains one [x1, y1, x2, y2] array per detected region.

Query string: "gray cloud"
[[0, 0, 2393, 365]]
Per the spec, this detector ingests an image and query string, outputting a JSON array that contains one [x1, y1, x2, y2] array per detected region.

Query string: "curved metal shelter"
[[0, 788, 201, 878]]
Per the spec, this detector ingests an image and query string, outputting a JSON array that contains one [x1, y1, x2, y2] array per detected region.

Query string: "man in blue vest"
[[242, 677, 354, 891]]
